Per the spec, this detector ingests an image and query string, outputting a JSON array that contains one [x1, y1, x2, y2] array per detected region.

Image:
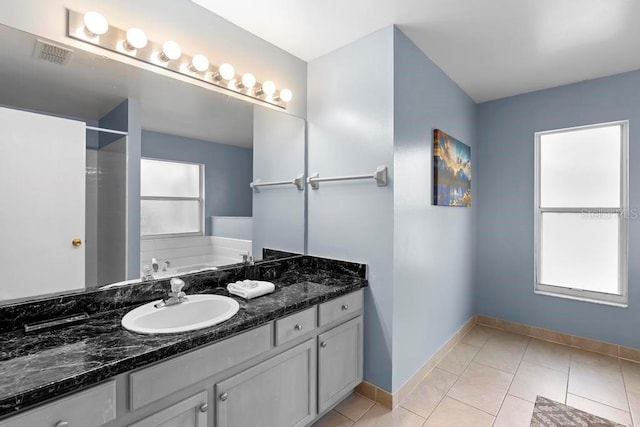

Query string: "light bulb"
[[239, 73, 256, 89], [278, 89, 293, 102], [123, 28, 147, 51], [216, 63, 235, 81], [158, 41, 181, 62], [190, 54, 210, 72], [261, 80, 276, 96], [83, 11, 108, 37]]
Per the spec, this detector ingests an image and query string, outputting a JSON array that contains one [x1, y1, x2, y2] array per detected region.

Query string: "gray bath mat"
[[530, 396, 626, 427]]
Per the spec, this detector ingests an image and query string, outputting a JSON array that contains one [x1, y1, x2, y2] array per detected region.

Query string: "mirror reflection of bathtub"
[[104, 216, 252, 288], [140, 216, 253, 278]]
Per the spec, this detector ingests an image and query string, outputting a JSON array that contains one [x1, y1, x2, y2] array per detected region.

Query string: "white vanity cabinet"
[[0, 290, 364, 427]]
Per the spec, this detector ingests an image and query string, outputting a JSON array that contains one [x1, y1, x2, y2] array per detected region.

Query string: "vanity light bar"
[[66, 10, 293, 109]]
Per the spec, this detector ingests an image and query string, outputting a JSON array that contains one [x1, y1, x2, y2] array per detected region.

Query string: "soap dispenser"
[[245, 256, 259, 280]]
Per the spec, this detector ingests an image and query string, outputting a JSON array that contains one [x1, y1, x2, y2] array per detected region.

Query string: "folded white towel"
[[227, 280, 275, 300]]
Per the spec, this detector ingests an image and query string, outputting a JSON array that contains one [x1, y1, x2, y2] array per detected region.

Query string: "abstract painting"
[[433, 129, 471, 207]]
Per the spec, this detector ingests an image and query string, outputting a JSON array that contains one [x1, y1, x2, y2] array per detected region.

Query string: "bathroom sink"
[[121, 294, 240, 334]]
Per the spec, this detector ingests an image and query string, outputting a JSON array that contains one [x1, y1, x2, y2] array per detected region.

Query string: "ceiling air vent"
[[33, 39, 73, 65]]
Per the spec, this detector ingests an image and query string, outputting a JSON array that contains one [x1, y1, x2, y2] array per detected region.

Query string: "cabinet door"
[[318, 316, 363, 413], [216, 339, 316, 427], [129, 391, 208, 427]]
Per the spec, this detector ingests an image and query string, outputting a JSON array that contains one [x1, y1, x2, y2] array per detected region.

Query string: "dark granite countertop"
[[0, 255, 367, 420]]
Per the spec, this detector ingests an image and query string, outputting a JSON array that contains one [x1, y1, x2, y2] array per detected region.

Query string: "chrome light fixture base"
[[66, 9, 289, 109]]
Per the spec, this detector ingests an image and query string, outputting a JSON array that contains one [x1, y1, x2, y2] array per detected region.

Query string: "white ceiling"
[[192, 0, 640, 102], [0, 24, 254, 148]]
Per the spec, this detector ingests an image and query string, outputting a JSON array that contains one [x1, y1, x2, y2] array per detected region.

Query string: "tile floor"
[[313, 325, 640, 426]]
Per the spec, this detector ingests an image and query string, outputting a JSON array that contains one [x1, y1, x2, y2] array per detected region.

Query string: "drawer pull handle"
[[342, 304, 349, 311], [219, 392, 228, 401], [55, 422, 69, 427], [294, 324, 303, 331], [321, 341, 327, 348], [199, 403, 209, 412]]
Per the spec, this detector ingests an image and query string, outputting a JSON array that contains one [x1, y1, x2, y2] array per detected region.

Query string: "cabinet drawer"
[[275, 307, 316, 346], [318, 290, 363, 326], [130, 324, 271, 411], [0, 381, 116, 427]]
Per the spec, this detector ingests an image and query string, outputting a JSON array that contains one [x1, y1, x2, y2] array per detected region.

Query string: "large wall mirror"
[[0, 23, 306, 304]]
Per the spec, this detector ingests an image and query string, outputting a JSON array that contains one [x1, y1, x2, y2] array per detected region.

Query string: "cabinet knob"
[[219, 392, 228, 401], [55, 422, 69, 427], [294, 324, 303, 331], [71, 238, 82, 247], [199, 403, 208, 413], [321, 341, 327, 348], [341, 304, 349, 311]]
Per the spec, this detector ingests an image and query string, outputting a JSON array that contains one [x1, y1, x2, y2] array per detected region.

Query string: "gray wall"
[[141, 130, 253, 235], [126, 100, 142, 282], [85, 147, 98, 287], [252, 106, 306, 258], [392, 29, 477, 391], [210, 216, 252, 240], [308, 27, 395, 391], [97, 137, 127, 286], [98, 99, 140, 280], [476, 70, 640, 348]]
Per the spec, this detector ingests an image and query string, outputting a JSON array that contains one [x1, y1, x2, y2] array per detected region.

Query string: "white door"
[[0, 107, 86, 300]]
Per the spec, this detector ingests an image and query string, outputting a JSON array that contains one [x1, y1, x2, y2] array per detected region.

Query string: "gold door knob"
[[72, 238, 82, 247]]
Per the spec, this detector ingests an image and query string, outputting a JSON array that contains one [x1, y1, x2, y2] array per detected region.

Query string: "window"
[[140, 158, 204, 237], [535, 121, 628, 306]]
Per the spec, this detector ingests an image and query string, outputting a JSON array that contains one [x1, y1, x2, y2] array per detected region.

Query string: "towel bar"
[[307, 165, 388, 190], [250, 174, 305, 193]]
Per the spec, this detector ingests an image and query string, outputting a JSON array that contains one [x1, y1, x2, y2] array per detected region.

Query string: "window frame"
[[140, 157, 205, 239], [534, 120, 629, 307]]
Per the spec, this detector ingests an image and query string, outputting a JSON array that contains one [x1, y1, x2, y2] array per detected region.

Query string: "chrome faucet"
[[154, 278, 187, 308], [141, 265, 154, 281], [162, 260, 171, 271]]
